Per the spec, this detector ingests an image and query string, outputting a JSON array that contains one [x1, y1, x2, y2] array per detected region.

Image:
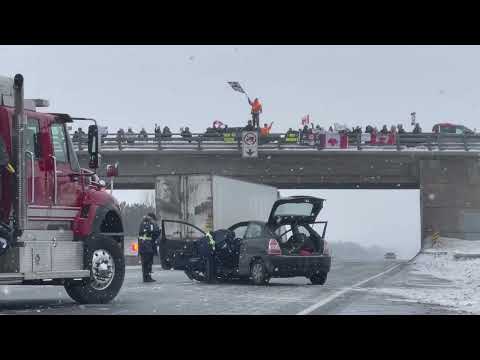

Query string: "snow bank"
[[373, 237, 480, 314]]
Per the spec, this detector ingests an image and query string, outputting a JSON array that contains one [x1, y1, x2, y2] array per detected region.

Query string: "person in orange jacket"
[[260, 122, 274, 137], [248, 97, 262, 129]]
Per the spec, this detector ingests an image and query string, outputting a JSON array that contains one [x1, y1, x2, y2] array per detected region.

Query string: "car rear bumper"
[[264, 255, 331, 277]]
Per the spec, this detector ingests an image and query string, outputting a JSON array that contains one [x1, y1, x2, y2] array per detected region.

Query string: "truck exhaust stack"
[[12, 74, 26, 237]]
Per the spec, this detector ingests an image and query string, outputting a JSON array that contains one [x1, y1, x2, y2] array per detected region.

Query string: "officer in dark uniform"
[[138, 212, 161, 283], [0, 136, 14, 256]]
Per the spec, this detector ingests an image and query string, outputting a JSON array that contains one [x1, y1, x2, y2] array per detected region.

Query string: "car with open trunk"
[[159, 196, 331, 285]]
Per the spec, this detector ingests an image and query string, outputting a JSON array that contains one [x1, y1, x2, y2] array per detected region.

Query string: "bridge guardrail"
[[72, 132, 480, 152]]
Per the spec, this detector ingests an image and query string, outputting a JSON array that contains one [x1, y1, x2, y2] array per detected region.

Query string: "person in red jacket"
[[248, 97, 263, 129]]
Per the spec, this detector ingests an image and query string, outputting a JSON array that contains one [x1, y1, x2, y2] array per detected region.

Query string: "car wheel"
[[250, 259, 269, 285], [309, 272, 328, 285], [65, 235, 125, 304], [184, 268, 194, 280], [186, 256, 216, 283]]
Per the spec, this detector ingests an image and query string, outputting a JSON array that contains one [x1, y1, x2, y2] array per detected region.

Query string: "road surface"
[[0, 259, 460, 315]]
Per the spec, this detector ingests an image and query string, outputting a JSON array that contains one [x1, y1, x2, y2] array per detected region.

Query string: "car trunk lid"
[[267, 196, 325, 226]]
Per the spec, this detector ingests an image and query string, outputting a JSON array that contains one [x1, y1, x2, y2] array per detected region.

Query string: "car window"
[[274, 202, 314, 217], [245, 223, 263, 239], [297, 225, 310, 236], [231, 225, 248, 239], [184, 224, 205, 241], [277, 225, 291, 243]]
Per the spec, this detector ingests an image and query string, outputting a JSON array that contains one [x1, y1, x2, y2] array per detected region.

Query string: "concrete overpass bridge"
[[77, 141, 480, 246]]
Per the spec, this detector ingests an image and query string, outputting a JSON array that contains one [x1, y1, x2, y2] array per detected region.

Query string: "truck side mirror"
[[88, 125, 99, 169]]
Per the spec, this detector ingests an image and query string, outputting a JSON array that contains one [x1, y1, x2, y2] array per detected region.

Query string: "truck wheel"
[[309, 272, 328, 285], [65, 235, 125, 304], [250, 259, 270, 285]]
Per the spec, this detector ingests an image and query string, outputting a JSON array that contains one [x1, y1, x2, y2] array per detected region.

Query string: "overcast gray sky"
[[3, 45, 472, 258], [2, 45, 480, 133]]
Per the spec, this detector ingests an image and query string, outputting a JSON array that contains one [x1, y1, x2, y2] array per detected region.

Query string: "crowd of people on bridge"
[[71, 120, 426, 146], [70, 93, 476, 148]]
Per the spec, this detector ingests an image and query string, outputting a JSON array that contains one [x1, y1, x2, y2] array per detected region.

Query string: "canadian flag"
[[301, 114, 310, 126], [323, 132, 348, 149], [371, 133, 395, 145]]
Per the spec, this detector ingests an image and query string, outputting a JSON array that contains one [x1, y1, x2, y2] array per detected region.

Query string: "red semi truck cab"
[[0, 74, 125, 304]]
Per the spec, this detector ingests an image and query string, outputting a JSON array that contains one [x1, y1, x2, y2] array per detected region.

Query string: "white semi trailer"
[[155, 174, 279, 233]]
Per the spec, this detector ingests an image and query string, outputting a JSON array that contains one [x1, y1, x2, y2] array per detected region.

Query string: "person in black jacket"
[[162, 126, 172, 138], [138, 213, 161, 283], [243, 120, 255, 131], [412, 123, 422, 134]]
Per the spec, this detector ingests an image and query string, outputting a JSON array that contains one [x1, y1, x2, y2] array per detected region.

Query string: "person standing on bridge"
[[138, 213, 161, 283], [248, 97, 262, 129], [243, 120, 255, 132], [412, 123, 422, 134], [260, 122, 274, 137]]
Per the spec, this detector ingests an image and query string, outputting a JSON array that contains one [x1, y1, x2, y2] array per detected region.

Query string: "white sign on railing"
[[361, 133, 371, 143], [242, 131, 258, 158]]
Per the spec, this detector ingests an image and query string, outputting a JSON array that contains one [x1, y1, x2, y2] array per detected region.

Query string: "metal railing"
[[72, 132, 480, 152]]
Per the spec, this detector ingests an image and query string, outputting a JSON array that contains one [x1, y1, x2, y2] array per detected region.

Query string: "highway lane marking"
[[296, 263, 403, 315]]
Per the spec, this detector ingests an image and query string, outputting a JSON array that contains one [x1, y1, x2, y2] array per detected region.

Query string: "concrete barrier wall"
[[420, 158, 480, 246]]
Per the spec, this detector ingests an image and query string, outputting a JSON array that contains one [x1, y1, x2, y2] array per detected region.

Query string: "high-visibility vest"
[[260, 127, 270, 136], [251, 101, 262, 113], [6, 163, 15, 174], [223, 133, 235, 143], [206, 232, 215, 250], [285, 133, 298, 142]]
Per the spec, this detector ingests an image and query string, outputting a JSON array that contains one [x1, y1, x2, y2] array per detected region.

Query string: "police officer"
[[0, 137, 14, 256], [138, 212, 161, 283]]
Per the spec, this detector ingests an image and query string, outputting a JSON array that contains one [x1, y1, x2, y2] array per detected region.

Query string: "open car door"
[[160, 219, 206, 270], [267, 196, 325, 227]]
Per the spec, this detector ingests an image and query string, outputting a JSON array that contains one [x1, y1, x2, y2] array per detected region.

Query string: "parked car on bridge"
[[432, 123, 474, 135], [159, 196, 331, 285]]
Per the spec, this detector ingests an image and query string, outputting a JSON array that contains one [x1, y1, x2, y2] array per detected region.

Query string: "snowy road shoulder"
[[364, 237, 480, 314], [296, 263, 403, 315]]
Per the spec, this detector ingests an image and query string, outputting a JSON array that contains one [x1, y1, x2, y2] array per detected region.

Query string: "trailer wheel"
[[309, 272, 328, 285], [65, 234, 125, 304]]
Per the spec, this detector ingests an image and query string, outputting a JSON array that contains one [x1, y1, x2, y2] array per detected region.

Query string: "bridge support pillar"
[[420, 158, 480, 248]]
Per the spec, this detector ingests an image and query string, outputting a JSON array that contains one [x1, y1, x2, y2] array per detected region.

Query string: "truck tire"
[[65, 235, 125, 304], [309, 272, 328, 285], [250, 259, 270, 285]]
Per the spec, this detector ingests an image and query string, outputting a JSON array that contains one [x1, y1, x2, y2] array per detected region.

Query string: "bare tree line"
[[119, 192, 156, 236]]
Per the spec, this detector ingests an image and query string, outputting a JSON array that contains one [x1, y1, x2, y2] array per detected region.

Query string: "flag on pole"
[[228, 81, 246, 94], [213, 120, 224, 129], [301, 114, 310, 126]]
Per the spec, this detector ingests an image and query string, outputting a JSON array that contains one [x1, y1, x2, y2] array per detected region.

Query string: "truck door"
[[25, 117, 47, 206], [49, 121, 83, 208]]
